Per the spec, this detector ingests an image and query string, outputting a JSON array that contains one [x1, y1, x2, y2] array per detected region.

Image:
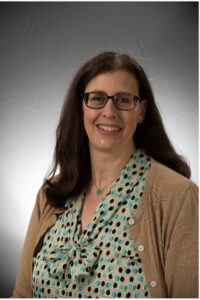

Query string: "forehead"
[[85, 70, 139, 94]]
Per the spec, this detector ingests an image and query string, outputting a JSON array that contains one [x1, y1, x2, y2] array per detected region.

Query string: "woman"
[[12, 52, 198, 298]]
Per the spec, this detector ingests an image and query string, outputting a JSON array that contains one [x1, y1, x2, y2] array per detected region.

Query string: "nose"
[[102, 98, 117, 118]]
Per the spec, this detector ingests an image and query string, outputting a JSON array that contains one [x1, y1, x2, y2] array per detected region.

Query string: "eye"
[[89, 93, 106, 102], [115, 94, 132, 104]]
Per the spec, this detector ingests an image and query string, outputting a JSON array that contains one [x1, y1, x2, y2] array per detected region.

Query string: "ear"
[[138, 99, 147, 124]]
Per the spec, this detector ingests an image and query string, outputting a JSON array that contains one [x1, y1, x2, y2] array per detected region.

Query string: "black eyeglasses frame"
[[81, 92, 143, 111]]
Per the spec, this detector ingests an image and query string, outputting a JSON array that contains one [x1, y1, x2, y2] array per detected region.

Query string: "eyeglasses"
[[81, 92, 142, 111]]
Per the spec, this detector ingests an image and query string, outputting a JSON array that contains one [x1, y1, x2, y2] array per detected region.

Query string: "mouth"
[[96, 124, 122, 136]]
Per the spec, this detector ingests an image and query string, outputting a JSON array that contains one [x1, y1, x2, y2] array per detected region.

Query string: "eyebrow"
[[85, 90, 106, 94], [85, 90, 134, 95]]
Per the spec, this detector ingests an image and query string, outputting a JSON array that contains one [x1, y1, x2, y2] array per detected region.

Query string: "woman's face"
[[83, 70, 146, 156]]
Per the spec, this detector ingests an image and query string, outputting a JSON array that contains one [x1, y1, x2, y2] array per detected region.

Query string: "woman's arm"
[[164, 182, 198, 298], [12, 188, 44, 298]]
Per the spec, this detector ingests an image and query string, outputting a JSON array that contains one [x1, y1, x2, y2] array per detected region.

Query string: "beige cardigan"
[[12, 159, 198, 298]]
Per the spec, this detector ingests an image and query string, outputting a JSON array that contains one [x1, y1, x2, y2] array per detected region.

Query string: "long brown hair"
[[45, 51, 191, 207]]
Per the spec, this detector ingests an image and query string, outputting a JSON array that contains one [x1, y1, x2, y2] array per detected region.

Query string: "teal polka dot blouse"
[[32, 149, 151, 298]]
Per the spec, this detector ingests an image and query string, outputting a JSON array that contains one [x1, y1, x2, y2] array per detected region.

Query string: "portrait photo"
[[0, 2, 198, 298]]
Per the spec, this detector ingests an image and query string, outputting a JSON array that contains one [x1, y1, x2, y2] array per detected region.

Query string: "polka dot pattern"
[[32, 149, 151, 298]]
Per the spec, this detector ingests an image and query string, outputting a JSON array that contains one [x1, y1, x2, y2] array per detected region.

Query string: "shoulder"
[[144, 159, 198, 246], [147, 159, 198, 198], [144, 159, 198, 218], [34, 176, 64, 221]]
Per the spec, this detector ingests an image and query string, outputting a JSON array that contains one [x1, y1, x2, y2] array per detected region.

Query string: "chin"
[[91, 139, 121, 154]]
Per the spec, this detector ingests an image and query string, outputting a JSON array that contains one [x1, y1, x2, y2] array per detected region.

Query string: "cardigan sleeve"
[[12, 187, 45, 298], [164, 182, 198, 298]]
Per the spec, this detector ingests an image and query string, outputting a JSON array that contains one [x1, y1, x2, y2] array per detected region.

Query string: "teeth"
[[98, 125, 121, 131]]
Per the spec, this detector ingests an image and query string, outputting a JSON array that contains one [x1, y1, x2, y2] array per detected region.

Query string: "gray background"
[[0, 2, 198, 297]]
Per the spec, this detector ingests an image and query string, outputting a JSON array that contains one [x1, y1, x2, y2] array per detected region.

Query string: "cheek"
[[83, 107, 96, 132], [83, 113, 89, 134], [123, 112, 139, 131]]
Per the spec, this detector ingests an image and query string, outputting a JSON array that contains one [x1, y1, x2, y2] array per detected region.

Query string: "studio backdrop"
[[0, 2, 198, 297]]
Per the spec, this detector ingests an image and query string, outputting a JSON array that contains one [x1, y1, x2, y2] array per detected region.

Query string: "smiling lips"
[[96, 124, 122, 136]]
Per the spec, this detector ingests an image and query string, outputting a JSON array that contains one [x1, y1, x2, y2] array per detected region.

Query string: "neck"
[[90, 145, 135, 189]]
